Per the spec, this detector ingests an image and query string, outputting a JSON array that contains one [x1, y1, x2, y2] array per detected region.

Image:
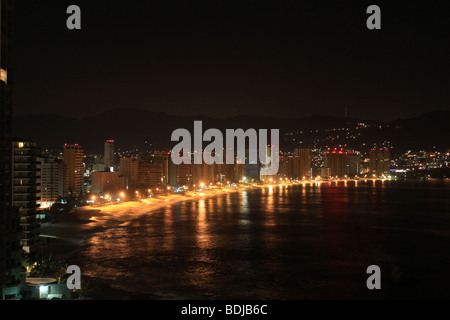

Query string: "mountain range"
[[12, 108, 450, 154]]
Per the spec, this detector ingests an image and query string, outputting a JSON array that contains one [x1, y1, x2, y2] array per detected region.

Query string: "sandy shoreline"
[[37, 186, 246, 260], [36, 179, 394, 299], [36, 180, 371, 260], [38, 208, 101, 260]]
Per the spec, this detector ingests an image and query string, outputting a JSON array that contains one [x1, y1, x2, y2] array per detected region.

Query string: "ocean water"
[[74, 180, 450, 299]]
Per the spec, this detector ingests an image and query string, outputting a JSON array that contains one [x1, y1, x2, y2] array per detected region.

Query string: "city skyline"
[[13, 107, 450, 156], [2, 0, 450, 305]]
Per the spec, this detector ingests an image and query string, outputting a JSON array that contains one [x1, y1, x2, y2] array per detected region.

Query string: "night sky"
[[12, 0, 450, 121]]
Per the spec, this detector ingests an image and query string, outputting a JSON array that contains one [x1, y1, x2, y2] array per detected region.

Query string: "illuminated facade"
[[138, 159, 164, 189], [144, 152, 169, 185], [91, 171, 120, 194], [176, 163, 192, 187], [370, 148, 391, 176], [12, 139, 41, 254], [119, 157, 139, 189], [278, 148, 312, 180], [104, 140, 115, 169], [63, 144, 85, 195], [294, 148, 312, 178], [324, 149, 360, 178], [38, 157, 67, 207]]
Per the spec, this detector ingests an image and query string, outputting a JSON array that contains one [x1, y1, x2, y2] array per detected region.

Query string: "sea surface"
[[73, 180, 450, 299]]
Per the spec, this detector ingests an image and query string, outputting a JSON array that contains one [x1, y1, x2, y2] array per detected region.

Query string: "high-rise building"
[[168, 156, 178, 186], [294, 148, 312, 178], [260, 144, 279, 181], [324, 149, 360, 178], [1, 0, 23, 300], [192, 162, 216, 186], [38, 157, 67, 208], [104, 140, 115, 169], [235, 162, 245, 182], [119, 157, 139, 189], [12, 139, 41, 255], [91, 171, 120, 194], [92, 163, 108, 172], [138, 159, 164, 189], [278, 148, 313, 180], [143, 152, 170, 185], [63, 144, 85, 196], [176, 163, 193, 187], [370, 148, 391, 176]]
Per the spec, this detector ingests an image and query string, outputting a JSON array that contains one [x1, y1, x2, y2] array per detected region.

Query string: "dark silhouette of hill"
[[388, 110, 450, 151], [12, 108, 449, 154]]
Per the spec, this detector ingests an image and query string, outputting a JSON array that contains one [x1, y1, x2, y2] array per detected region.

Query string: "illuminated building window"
[[18, 142, 24, 148], [0, 68, 7, 83]]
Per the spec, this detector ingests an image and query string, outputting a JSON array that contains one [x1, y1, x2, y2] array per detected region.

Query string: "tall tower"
[[38, 156, 67, 207], [370, 148, 391, 176], [63, 144, 85, 196], [294, 147, 312, 178], [1, 0, 23, 300], [104, 140, 115, 169], [12, 139, 41, 255]]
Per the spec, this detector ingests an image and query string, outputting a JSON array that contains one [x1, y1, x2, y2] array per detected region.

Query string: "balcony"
[[13, 196, 38, 202], [12, 187, 37, 194], [13, 173, 36, 179]]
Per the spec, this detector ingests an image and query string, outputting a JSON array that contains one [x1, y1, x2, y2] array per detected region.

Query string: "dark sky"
[[12, 0, 450, 121]]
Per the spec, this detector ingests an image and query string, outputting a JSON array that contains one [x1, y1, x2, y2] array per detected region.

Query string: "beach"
[[37, 179, 383, 261], [37, 186, 248, 260]]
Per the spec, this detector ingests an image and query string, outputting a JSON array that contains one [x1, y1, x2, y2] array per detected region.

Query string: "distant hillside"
[[388, 110, 450, 151], [12, 108, 449, 154]]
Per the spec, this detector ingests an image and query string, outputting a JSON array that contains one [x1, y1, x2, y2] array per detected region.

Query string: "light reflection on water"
[[76, 180, 450, 299]]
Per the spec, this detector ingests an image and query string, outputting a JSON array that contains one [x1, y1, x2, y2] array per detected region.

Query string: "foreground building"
[[12, 139, 41, 255], [1, 0, 23, 300]]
